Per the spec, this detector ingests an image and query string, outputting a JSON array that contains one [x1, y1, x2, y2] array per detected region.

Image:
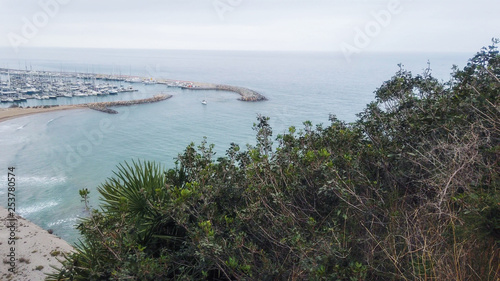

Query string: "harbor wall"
[[86, 94, 172, 114], [177, 82, 267, 101]]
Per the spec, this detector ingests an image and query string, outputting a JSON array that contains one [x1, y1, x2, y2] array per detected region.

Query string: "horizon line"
[[0, 45, 476, 55]]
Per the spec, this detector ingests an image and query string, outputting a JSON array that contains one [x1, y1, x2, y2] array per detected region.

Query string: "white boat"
[[201, 91, 208, 105]]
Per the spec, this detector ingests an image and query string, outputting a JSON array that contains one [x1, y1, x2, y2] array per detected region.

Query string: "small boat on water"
[[201, 99, 207, 105]]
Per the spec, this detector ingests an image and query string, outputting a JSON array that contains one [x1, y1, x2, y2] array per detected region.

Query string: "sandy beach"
[[0, 105, 85, 124], [0, 94, 172, 123], [0, 206, 74, 281]]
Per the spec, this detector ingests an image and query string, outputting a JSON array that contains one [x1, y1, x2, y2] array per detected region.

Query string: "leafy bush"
[[48, 40, 499, 280]]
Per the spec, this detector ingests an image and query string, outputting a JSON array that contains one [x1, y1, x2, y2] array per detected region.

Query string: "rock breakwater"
[[176, 82, 266, 101], [86, 94, 172, 114]]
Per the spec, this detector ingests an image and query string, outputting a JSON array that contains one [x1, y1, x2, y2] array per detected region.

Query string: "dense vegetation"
[[49, 41, 499, 280]]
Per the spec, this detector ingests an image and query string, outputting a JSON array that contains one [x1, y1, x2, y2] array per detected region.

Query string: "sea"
[[0, 47, 472, 244]]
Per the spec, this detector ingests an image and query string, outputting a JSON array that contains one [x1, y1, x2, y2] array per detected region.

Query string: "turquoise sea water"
[[0, 48, 471, 243]]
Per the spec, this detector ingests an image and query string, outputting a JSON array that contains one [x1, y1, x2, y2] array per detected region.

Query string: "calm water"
[[0, 48, 471, 243]]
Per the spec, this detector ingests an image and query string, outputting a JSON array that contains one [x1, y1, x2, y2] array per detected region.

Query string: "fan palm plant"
[[98, 160, 169, 245]]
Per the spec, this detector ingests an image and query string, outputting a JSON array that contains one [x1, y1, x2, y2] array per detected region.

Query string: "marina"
[[0, 68, 266, 104], [0, 68, 141, 103]]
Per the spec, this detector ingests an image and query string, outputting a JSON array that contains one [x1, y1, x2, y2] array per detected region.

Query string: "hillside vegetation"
[[49, 41, 499, 280]]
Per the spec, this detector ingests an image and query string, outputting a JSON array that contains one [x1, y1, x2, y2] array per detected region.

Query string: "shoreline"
[[0, 94, 172, 123], [0, 206, 74, 281], [0, 105, 86, 123]]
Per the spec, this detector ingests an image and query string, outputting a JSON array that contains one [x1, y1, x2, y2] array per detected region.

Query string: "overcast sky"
[[0, 0, 498, 52]]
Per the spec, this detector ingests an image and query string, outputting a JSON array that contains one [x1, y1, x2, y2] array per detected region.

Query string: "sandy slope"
[[0, 207, 74, 280]]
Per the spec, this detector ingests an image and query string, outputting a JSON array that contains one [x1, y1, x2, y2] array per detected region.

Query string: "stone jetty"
[[174, 81, 267, 101], [86, 94, 171, 114]]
